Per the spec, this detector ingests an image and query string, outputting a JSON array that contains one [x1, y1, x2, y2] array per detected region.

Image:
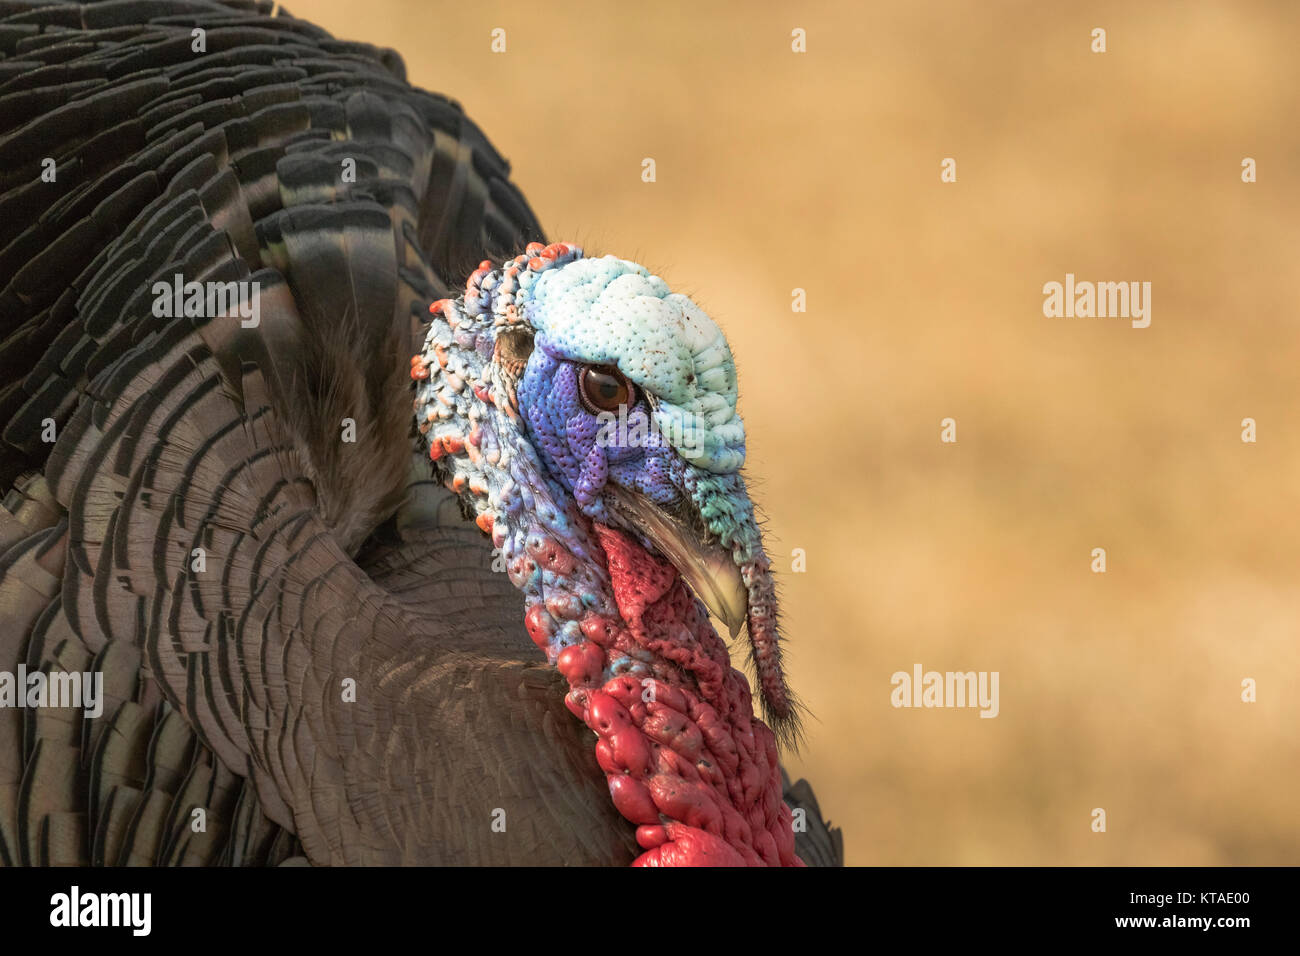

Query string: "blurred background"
[[292, 0, 1300, 864]]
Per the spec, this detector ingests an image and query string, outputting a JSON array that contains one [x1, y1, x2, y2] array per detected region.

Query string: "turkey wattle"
[[0, 0, 841, 867]]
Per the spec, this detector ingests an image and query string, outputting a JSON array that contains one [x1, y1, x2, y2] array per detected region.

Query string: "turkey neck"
[[411, 301, 800, 867]]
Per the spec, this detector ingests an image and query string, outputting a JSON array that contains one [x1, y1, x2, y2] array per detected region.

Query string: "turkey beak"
[[605, 485, 747, 639]]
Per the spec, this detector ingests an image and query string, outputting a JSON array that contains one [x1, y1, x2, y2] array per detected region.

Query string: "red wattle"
[[554, 523, 800, 867], [631, 824, 750, 867]]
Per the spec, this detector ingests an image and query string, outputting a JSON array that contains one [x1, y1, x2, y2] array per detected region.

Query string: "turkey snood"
[[412, 243, 801, 866]]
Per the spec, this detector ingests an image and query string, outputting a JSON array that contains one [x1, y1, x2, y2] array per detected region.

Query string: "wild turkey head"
[[413, 242, 800, 866]]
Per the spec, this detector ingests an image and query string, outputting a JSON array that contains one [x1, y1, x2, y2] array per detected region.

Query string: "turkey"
[[0, 0, 842, 866]]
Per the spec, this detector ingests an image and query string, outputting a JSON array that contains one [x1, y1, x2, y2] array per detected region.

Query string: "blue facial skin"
[[517, 342, 683, 528]]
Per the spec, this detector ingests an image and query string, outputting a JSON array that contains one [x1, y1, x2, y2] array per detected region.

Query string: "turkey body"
[[0, 0, 841, 866]]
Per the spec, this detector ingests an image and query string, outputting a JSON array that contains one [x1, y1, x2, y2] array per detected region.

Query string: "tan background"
[[289, 0, 1300, 864]]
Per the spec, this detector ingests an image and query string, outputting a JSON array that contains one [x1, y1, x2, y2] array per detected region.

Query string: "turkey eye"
[[579, 365, 633, 413]]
